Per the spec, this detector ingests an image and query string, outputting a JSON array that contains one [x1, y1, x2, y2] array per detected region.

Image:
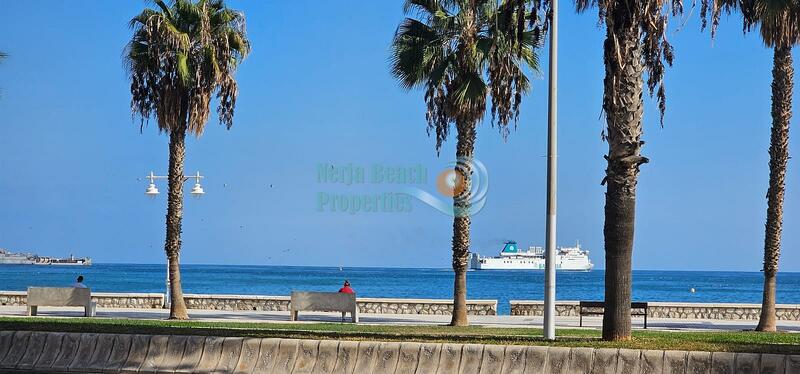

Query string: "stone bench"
[[290, 291, 358, 323], [26, 287, 96, 317]]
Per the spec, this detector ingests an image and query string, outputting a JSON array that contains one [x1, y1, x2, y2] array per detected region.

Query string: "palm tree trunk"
[[756, 45, 793, 332], [166, 124, 189, 320], [601, 20, 646, 341], [450, 124, 476, 327]]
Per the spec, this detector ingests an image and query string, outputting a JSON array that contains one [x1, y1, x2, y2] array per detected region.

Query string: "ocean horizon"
[[3, 264, 799, 315]]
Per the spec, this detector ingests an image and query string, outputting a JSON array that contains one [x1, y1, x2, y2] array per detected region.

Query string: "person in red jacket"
[[338, 280, 354, 294]]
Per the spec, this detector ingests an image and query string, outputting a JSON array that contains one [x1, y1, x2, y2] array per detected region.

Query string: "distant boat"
[[469, 241, 593, 271], [0, 249, 91, 266]]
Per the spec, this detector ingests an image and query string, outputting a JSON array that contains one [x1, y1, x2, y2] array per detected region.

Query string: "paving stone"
[[159, 335, 189, 372], [664, 350, 688, 374], [120, 334, 151, 373], [394, 342, 421, 374], [687, 351, 711, 374], [734, 353, 760, 374], [103, 333, 133, 373], [590, 348, 619, 374], [458, 344, 484, 374], [709, 352, 734, 374], [51, 333, 81, 371], [292, 339, 320, 374], [353, 341, 379, 373], [138, 334, 169, 373], [0, 330, 30, 368], [85, 333, 116, 372], [568, 347, 594, 374], [760, 354, 785, 374], [68, 333, 99, 372], [640, 350, 664, 374], [524, 346, 548, 373], [374, 341, 400, 373], [311, 340, 339, 374], [436, 343, 463, 374], [194, 336, 225, 373], [233, 337, 262, 374], [0, 331, 15, 362], [251, 338, 281, 373], [273, 338, 300, 373], [215, 337, 245, 373], [545, 347, 571, 374], [617, 349, 641, 374], [15, 331, 47, 370], [416, 343, 441, 374], [786, 355, 800, 374], [33, 332, 65, 370], [331, 340, 358, 374], [175, 335, 206, 373]]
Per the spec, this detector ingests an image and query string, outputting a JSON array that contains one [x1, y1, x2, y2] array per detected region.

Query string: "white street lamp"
[[143, 170, 206, 308], [143, 171, 205, 197]]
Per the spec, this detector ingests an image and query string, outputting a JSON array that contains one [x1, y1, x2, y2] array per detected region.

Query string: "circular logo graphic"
[[436, 168, 466, 197]]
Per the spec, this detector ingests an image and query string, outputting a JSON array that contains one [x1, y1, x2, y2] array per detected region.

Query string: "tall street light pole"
[[544, 0, 558, 341], [144, 171, 206, 308]]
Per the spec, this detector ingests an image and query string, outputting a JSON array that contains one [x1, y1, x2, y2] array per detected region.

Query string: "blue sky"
[[0, 1, 797, 271]]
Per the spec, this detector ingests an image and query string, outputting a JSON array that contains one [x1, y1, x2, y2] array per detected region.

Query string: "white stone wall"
[[510, 300, 800, 320]]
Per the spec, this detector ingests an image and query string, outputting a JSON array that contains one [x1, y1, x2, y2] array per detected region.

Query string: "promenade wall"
[[5, 290, 800, 319], [510, 300, 800, 320], [0, 291, 497, 316], [1, 330, 798, 373]]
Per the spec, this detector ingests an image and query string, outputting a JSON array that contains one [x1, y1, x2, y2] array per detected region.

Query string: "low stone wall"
[[357, 298, 497, 316], [510, 300, 800, 320], [184, 294, 496, 316], [0, 290, 495, 315], [184, 294, 290, 311], [2, 330, 798, 373]]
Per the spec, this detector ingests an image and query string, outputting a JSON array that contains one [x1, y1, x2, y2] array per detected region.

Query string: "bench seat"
[[27, 287, 96, 317], [579, 301, 648, 328], [290, 291, 358, 323]]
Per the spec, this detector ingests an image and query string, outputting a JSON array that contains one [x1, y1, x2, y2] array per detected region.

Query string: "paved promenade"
[[2, 306, 799, 332]]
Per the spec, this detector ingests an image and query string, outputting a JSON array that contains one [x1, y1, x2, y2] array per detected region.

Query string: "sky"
[[0, 1, 797, 271]]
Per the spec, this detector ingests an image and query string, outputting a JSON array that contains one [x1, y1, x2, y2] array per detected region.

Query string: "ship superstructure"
[[0, 249, 91, 265]]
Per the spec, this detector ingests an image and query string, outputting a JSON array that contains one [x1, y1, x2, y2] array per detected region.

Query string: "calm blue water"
[[2, 264, 799, 315]]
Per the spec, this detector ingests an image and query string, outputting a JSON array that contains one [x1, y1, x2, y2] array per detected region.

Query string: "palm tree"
[[391, 0, 542, 326], [566, 0, 683, 340], [703, 0, 798, 332], [125, 0, 250, 319]]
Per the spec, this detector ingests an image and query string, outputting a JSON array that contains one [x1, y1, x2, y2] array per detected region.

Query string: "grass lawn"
[[1, 316, 798, 354]]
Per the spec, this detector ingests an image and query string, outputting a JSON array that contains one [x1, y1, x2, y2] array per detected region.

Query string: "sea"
[[2, 264, 799, 315]]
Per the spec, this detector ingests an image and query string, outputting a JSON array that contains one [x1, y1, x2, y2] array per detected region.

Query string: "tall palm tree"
[[125, 0, 250, 319], [391, 0, 542, 326], [565, 0, 683, 340], [703, 0, 799, 332]]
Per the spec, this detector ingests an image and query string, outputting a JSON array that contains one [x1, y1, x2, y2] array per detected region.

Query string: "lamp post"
[[544, 0, 559, 341], [144, 170, 205, 308]]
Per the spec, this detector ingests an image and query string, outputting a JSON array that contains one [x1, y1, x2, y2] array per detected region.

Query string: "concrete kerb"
[[1, 331, 800, 373]]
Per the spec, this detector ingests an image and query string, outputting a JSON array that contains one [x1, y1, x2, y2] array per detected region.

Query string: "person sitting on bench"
[[72, 275, 87, 289], [338, 280, 354, 294]]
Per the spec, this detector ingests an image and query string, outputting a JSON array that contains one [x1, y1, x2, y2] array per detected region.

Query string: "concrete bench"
[[290, 291, 358, 323], [26, 287, 96, 317]]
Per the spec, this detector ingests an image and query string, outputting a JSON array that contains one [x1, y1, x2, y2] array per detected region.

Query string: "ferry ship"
[[0, 249, 91, 266], [470, 241, 593, 271]]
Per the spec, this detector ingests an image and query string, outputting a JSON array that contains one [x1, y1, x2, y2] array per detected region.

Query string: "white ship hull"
[[470, 241, 593, 271], [470, 255, 593, 271]]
